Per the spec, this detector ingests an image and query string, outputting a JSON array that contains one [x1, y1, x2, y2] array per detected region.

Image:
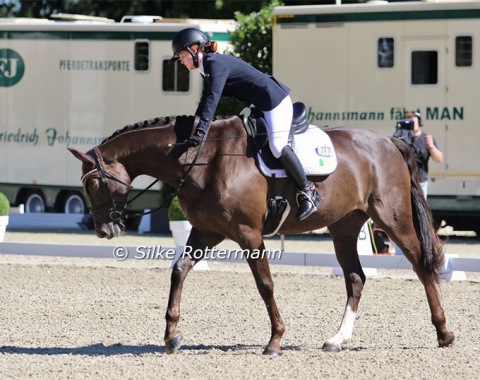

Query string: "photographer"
[[394, 111, 443, 198]]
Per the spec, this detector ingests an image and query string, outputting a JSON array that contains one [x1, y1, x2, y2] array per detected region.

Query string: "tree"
[[228, 0, 283, 75], [2, 1, 360, 20], [1, 0, 276, 21]]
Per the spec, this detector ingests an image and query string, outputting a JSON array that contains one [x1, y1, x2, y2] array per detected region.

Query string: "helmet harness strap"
[[186, 46, 199, 68]]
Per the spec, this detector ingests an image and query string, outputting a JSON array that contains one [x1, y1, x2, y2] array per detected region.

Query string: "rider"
[[170, 27, 320, 221]]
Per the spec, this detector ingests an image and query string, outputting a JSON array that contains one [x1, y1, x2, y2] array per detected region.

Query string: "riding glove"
[[186, 129, 205, 147]]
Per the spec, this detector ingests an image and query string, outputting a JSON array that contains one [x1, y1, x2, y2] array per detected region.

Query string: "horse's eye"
[[86, 178, 100, 194]]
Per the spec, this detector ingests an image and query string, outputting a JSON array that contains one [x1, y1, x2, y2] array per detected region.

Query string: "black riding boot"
[[278, 146, 320, 221]]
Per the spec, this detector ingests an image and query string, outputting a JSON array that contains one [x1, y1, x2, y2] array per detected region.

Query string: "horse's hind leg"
[[372, 200, 454, 347], [417, 267, 455, 347], [323, 217, 367, 352], [164, 228, 224, 354], [386, 227, 455, 348]]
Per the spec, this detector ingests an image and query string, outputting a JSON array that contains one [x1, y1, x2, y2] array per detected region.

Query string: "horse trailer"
[[273, 1, 480, 234], [0, 14, 234, 214]]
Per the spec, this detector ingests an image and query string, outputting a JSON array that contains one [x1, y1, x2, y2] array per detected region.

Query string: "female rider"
[[171, 27, 319, 221]]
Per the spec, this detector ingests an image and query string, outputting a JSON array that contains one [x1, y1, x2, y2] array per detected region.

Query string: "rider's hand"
[[186, 129, 205, 147]]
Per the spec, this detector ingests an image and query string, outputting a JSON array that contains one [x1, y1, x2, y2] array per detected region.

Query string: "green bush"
[[168, 196, 186, 221], [0, 192, 10, 216], [159, 183, 174, 205], [228, 0, 283, 75]]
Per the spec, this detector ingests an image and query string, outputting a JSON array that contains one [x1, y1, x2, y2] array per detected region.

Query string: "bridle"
[[82, 136, 207, 222], [81, 148, 132, 221]]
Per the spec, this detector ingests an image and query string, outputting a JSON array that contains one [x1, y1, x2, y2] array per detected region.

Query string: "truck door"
[[403, 37, 447, 180]]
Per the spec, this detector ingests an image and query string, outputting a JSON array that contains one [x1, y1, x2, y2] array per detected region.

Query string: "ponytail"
[[203, 41, 218, 53]]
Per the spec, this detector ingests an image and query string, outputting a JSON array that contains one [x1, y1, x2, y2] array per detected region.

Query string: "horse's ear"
[[68, 147, 95, 165]]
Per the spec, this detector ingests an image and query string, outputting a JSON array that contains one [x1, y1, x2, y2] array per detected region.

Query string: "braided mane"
[[100, 116, 195, 144]]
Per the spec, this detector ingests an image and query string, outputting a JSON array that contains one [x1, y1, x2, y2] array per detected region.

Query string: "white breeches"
[[263, 95, 293, 158]]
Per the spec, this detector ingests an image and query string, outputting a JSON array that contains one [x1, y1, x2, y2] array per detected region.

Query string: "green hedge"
[[168, 196, 186, 221], [0, 192, 10, 216]]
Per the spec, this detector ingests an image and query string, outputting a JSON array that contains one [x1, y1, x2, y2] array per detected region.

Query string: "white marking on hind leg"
[[325, 304, 357, 347]]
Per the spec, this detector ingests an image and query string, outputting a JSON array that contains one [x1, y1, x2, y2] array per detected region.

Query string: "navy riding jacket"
[[195, 53, 290, 133]]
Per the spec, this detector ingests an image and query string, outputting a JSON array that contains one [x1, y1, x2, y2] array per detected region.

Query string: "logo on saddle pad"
[[315, 145, 334, 168], [315, 145, 332, 157], [258, 126, 338, 178], [293, 127, 337, 175]]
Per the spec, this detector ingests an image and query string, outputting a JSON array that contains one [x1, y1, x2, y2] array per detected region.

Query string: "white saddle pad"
[[258, 125, 337, 178]]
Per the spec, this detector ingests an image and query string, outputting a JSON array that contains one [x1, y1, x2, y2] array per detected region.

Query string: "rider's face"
[[178, 49, 197, 71]]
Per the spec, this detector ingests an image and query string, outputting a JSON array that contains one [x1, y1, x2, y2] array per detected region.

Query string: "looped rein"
[[129, 134, 208, 218], [83, 135, 207, 221]]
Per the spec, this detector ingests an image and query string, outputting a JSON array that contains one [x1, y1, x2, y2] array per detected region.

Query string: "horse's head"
[[68, 147, 131, 239]]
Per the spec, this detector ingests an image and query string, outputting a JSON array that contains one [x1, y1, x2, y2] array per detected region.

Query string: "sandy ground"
[[0, 229, 479, 379]]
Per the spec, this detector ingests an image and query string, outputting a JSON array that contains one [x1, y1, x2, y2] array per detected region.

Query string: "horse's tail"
[[390, 137, 444, 283]]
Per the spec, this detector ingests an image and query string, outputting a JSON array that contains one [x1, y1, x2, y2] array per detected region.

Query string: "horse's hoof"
[[322, 343, 341, 353], [263, 348, 283, 356], [438, 332, 455, 348], [165, 333, 183, 355]]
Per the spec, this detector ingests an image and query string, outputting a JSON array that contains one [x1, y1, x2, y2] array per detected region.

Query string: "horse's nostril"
[[97, 229, 108, 239]]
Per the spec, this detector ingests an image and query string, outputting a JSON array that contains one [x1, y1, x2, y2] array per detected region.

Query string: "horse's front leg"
[[323, 231, 366, 353], [246, 242, 285, 356], [164, 228, 224, 354]]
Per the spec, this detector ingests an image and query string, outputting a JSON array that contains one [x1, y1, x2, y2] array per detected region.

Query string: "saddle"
[[241, 102, 337, 178], [241, 102, 337, 236]]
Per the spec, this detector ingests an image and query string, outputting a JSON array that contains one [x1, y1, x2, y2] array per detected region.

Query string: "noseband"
[[82, 134, 207, 222], [81, 148, 132, 221]]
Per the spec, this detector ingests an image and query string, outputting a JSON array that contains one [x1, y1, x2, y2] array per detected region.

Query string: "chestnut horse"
[[69, 115, 454, 355]]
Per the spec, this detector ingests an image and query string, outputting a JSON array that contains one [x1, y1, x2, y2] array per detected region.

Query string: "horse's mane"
[[100, 115, 196, 144]]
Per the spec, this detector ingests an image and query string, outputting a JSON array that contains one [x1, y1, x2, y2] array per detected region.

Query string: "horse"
[[68, 114, 455, 356]]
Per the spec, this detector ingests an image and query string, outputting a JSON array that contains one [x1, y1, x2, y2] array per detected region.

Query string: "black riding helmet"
[[171, 27, 209, 68]]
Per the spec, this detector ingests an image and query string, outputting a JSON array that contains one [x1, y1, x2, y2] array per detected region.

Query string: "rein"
[[83, 136, 207, 221]]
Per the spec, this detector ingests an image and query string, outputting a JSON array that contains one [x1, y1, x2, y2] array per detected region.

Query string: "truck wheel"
[[23, 190, 46, 213], [61, 192, 86, 214]]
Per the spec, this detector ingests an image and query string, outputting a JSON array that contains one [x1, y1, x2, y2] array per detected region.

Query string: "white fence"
[[0, 241, 478, 281], [7, 213, 88, 230], [1, 218, 477, 281]]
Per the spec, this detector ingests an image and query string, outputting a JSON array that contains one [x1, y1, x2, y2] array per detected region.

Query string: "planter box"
[[169, 220, 208, 271], [169, 220, 192, 247], [0, 215, 9, 242]]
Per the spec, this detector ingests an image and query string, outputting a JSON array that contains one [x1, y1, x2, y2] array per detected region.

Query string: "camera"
[[396, 117, 415, 131]]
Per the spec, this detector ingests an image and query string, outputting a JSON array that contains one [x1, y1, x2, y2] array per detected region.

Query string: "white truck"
[[0, 14, 234, 214], [273, 0, 480, 233]]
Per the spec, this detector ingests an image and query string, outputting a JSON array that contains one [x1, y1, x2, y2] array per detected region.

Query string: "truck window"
[[162, 59, 190, 92], [134, 41, 150, 71], [411, 51, 437, 85], [378, 38, 394, 68], [455, 36, 472, 67]]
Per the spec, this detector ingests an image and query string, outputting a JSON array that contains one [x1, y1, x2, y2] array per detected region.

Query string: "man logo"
[[0, 49, 25, 87]]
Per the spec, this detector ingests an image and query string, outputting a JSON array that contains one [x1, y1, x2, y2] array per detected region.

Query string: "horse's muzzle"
[[96, 221, 124, 239]]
